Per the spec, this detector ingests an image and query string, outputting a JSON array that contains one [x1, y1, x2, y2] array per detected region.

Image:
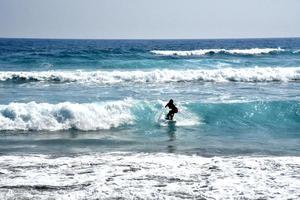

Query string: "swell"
[[0, 100, 299, 131], [0, 67, 300, 84]]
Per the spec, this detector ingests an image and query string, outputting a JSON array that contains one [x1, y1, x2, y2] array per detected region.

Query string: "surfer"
[[165, 99, 178, 120]]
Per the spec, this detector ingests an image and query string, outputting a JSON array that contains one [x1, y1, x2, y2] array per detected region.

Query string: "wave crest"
[[0, 101, 135, 131], [151, 48, 284, 56]]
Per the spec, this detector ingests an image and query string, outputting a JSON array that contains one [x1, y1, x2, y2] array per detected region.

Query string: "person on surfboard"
[[165, 99, 178, 120]]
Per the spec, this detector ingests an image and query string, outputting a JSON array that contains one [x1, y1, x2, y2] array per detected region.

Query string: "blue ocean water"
[[0, 38, 300, 199]]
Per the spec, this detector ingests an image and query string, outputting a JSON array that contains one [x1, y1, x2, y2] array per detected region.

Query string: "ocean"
[[0, 38, 299, 199]]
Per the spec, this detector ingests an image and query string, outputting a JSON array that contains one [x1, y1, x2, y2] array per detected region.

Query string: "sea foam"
[[0, 153, 299, 199], [151, 48, 284, 56], [0, 100, 135, 131], [0, 67, 299, 84]]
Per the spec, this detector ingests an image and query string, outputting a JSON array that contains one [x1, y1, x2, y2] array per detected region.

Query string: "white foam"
[[0, 153, 299, 199], [0, 100, 135, 131], [293, 50, 300, 54], [0, 67, 299, 84], [151, 47, 284, 56]]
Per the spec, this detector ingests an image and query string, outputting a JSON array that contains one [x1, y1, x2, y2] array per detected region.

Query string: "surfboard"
[[166, 119, 176, 123], [163, 114, 176, 123], [162, 119, 176, 124], [156, 110, 176, 126]]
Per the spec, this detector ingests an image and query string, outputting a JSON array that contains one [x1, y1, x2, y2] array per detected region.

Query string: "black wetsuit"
[[165, 102, 178, 120]]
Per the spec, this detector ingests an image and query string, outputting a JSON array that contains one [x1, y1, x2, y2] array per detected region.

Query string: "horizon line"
[[0, 36, 299, 41]]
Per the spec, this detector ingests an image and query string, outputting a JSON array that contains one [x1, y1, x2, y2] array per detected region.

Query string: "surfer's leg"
[[170, 111, 175, 120], [166, 111, 171, 120]]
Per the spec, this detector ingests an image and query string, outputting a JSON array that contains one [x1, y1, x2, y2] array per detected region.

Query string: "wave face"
[[1, 67, 300, 84], [0, 153, 299, 199], [151, 48, 284, 56], [191, 101, 300, 129]]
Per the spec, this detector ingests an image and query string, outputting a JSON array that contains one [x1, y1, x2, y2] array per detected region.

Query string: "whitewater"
[[0, 153, 299, 199], [0, 38, 300, 199], [1, 67, 300, 83]]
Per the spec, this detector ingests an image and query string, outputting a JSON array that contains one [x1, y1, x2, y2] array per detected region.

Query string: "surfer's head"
[[169, 99, 173, 104]]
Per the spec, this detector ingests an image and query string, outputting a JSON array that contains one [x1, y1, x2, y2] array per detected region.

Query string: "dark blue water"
[[0, 38, 300, 156]]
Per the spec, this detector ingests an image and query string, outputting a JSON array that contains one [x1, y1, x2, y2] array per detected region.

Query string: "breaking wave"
[[0, 100, 200, 131], [151, 48, 284, 56], [0, 99, 299, 132], [0, 67, 300, 84], [0, 100, 135, 131]]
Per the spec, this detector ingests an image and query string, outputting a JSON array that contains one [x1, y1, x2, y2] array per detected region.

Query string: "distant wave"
[[0, 100, 200, 131], [151, 48, 284, 56], [0, 67, 300, 84], [293, 50, 300, 54]]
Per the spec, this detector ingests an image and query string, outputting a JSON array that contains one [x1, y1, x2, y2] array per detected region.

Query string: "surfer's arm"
[[165, 103, 169, 108]]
